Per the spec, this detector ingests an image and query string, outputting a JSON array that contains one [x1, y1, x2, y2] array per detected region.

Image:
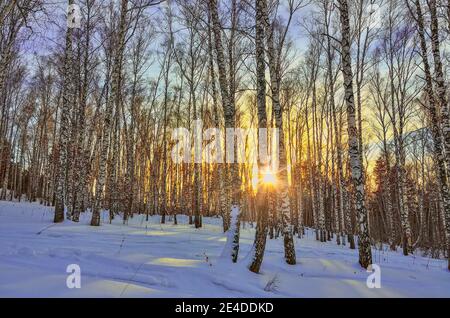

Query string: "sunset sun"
[[262, 169, 277, 185]]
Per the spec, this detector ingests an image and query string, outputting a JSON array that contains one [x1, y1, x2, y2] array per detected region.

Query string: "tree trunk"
[[54, 0, 75, 223], [262, 0, 296, 265], [248, 0, 269, 273], [209, 0, 241, 263], [338, 0, 372, 269]]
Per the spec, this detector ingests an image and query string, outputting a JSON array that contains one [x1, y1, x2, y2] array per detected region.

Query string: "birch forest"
[[1, 0, 450, 294]]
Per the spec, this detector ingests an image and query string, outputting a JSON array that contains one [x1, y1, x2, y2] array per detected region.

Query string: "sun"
[[262, 168, 277, 185]]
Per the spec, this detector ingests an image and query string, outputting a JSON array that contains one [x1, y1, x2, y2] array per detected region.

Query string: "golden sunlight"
[[262, 168, 277, 186]]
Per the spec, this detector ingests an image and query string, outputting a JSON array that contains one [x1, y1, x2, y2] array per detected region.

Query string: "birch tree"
[[337, 0, 372, 269]]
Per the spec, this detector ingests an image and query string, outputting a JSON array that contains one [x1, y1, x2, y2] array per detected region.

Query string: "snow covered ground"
[[0, 200, 449, 298]]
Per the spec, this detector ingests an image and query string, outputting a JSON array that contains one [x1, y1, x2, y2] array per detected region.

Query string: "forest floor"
[[0, 200, 449, 298]]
